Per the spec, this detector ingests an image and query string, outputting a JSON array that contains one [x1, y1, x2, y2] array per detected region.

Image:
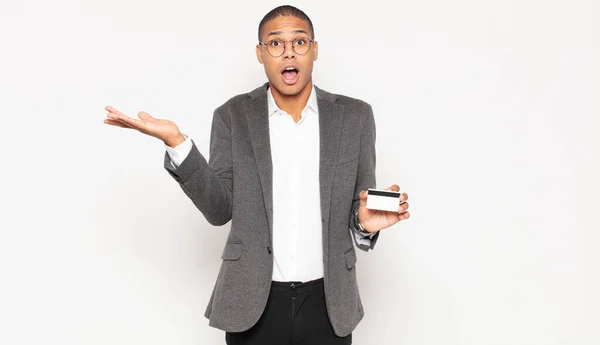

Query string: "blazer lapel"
[[243, 84, 345, 243], [315, 86, 345, 233], [243, 84, 274, 238]]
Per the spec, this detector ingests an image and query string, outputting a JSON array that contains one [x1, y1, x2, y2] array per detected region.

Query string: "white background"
[[1, 0, 598, 344]]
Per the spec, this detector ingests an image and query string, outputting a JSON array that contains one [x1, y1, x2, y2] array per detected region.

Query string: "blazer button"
[[267, 246, 272, 254]]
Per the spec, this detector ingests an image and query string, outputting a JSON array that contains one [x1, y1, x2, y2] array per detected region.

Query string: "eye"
[[295, 38, 308, 46], [269, 40, 282, 47]]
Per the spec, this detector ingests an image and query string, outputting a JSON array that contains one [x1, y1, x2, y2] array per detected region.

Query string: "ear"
[[256, 44, 264, 64], [312, 40, 319, 61]]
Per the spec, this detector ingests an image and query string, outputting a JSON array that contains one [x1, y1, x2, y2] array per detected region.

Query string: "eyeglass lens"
[[267, 38, 311, 56]]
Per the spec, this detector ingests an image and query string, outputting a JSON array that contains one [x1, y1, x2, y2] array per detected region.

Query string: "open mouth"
[[281, 66, 299, 85]]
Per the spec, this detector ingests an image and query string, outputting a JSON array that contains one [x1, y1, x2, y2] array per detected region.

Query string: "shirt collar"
[[267, 85, 319, 117]]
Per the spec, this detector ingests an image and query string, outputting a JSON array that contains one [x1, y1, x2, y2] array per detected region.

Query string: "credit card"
[[366, 188, 402, 212]]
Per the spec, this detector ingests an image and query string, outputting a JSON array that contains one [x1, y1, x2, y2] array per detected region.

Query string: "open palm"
[[103, 106, 184, 147]]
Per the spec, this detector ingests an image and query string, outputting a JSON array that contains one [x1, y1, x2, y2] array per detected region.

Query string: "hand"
[[103, 106, 186, 147], [357, 184, 410, 233]]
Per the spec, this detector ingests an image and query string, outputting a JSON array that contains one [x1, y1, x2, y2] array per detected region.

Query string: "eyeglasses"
[[258, 37, 314, 57]]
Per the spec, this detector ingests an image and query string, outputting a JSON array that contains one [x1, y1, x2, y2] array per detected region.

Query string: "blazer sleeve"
[[349, 103, 381, 251], [163, 109, 233, 226]]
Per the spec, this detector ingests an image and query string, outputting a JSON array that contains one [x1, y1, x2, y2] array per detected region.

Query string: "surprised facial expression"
[[256, 16, 319, 96]]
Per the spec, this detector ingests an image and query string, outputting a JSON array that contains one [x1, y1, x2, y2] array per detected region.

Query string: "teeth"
[[285, 67, 296, 71]]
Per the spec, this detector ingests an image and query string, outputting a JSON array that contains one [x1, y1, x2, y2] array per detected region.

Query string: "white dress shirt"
[[165, 86, 374, 282]]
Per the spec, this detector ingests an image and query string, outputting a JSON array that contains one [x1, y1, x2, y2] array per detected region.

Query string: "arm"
[[163, 109, 233, 226], [349, 104, 380, 252], [348, 104, 411, 249], [103, 105, 233, 226]]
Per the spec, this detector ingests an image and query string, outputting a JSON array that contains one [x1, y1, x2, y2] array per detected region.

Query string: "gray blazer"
[[164, 82, 380, 337]]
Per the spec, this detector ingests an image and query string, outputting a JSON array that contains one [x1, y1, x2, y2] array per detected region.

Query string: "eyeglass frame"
[[258, 37, 315, 57]]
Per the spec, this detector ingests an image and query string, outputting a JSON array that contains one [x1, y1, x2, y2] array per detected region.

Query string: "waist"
[[271, 277, 324, 291]]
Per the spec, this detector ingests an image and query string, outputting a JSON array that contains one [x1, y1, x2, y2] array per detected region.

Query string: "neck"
[[270, 80, 313, 121]]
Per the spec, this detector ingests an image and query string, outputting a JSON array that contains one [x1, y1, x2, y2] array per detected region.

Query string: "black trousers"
[[225, 278, 352, 345]]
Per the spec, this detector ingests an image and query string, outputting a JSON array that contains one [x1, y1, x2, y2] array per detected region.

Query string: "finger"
[[399, 211, 410, 220], [386, 184, 400, 192], [400, 192, 409, 202], [398, 202, 409, 213], [138, 111, 156, 122], [107, 112, 147, 130], [104, 118, 134, 129], [105, 112, 132, 125], [105, 106, 126, 116]]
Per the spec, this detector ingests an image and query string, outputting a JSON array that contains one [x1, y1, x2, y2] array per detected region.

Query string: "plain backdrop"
[[1, 0, 598, 344]]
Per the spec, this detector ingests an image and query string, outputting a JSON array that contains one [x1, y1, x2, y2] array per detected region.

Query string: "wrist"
[[354, 209, 374, 234], [164, 133, 186, 148]]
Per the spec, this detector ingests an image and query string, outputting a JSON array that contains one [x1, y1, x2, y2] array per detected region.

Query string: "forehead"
[[261, 15, 311, 39]]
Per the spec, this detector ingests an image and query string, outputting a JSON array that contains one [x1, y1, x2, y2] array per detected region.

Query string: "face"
[[256, 16, 318, 97]]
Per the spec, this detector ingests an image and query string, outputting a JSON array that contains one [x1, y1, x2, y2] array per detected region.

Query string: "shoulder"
[[316, 86, 376, 132]]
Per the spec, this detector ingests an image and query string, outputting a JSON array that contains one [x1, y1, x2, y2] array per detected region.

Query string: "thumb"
[[138, 111, 155, 121], [386, 184, 400, 192], [359, 190, 368, 207]]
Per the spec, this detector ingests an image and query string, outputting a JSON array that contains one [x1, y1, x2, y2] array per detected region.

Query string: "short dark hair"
[[258, 5, 314, 41]]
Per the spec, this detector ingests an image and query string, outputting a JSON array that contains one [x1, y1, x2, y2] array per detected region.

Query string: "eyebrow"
[[268, 29, 309, 37]]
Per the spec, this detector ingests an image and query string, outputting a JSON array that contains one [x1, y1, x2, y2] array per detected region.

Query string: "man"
[[103, 5, 410, 345]]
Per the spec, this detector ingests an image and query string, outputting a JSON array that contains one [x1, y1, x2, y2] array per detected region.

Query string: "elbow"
[[197, 180, 233, 226], [206, 214, 232, 226], [204, 204, 232, 226]]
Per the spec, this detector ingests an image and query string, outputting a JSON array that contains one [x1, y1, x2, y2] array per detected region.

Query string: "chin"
[[280, 86, 302, 96], [272, 80, 308, 96]]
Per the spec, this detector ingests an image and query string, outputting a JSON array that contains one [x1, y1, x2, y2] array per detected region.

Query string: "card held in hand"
[[366, 188, 403, 212]]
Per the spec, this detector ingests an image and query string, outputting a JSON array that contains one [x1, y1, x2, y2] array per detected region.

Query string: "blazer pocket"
[[221, 242, 244, 261], [344, 248, 357, 269]]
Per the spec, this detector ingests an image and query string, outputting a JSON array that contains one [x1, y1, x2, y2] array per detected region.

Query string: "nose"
[[282, 41, 296, 59]]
